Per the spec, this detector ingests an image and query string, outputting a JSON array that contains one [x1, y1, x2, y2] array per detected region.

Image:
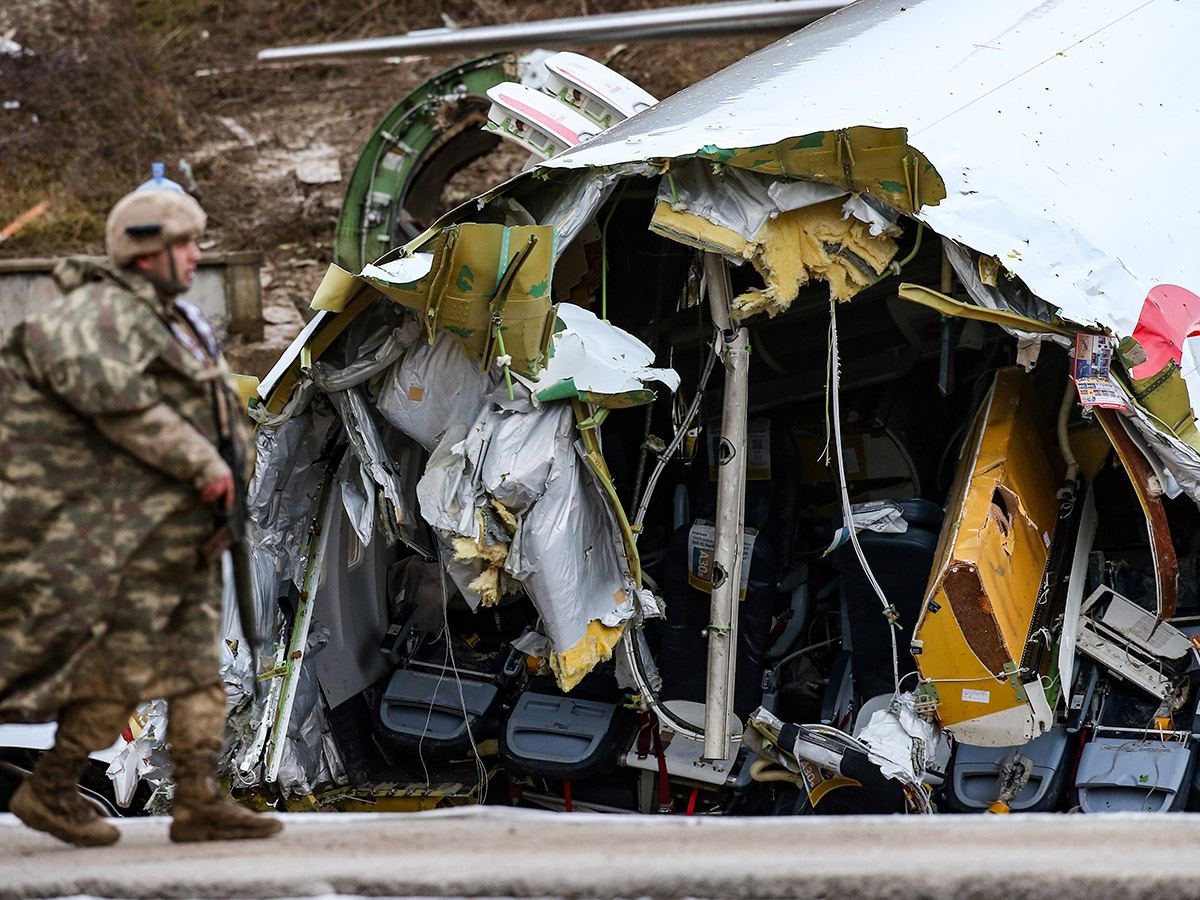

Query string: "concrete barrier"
[[0, 251, 264, 343]]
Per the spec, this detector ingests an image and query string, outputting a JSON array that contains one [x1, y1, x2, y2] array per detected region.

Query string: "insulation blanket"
[[377, 331, 498, 451], [506, 438, 635, 690], [417, 387, 635, 690]]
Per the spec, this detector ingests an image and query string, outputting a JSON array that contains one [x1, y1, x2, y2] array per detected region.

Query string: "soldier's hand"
[[199, 472, 235, 509]]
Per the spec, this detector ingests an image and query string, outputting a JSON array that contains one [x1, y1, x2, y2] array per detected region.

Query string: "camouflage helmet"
[[105, 188, 206, 266]]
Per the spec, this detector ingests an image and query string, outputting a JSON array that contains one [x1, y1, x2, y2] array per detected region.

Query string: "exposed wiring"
[[424, 541, 489, 805], [633, 334, 719, 532], [826, 296, 902, 696]]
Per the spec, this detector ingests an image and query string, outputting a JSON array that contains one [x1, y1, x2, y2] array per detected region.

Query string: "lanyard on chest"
[[161, 298, 220, 367]]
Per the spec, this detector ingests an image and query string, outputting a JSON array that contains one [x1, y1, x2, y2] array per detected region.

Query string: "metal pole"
[[258, 1, 847, 63], [702, 252, 748, 762]]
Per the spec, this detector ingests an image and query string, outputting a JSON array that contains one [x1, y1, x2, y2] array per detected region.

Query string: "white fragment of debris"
[[538, 302, 680, 397], [858, 692, 939, 784], [361, 252, 435, 284], [3, 100, 19, 110], [295, 155, 342, 186], [511, 630, 551, 659], [105, 699, 171, 808], [842, 193, 901, 237], [1, 36, 28, 57], [767, 178, 845, 213]]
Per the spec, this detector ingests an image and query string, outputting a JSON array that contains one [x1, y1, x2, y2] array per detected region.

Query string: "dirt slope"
[[0, 1, 774, 374]]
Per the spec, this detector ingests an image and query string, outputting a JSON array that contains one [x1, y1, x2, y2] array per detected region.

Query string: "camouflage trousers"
[[0, 499, 223, 722], [67, 505, 223, 710]]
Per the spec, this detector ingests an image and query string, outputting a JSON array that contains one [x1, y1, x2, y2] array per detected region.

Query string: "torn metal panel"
[[1095, 407, 1179, 623], [1074, 586, 1190, 705], [896, 283, 1076, 339], [527, 0, 1200, 471], [531, 303, 680, 407], [537, 0, 1196, 327], [941, 240, 1068, 347], [1117, 286, 1200, 454], [1127, 284, 1200, 380], [913, 367, 1063, 746], [309, 263, 368, 314]]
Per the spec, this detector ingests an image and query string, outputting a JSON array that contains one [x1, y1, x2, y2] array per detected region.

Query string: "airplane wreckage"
[[18, 0, 1200, 818]]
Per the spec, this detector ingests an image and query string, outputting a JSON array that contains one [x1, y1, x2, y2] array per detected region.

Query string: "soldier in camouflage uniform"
[[0, 183, 282, 845]]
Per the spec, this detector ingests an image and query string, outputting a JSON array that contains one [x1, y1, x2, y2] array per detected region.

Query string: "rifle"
[[200, 380, 260, 674]]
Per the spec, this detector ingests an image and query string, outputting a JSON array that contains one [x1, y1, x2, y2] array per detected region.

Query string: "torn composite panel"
[[647, 160, 900, 318], [362, 223, 559, 377]]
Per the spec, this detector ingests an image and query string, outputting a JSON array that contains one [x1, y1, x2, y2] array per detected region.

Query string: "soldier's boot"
[[9, 701, 128, 846], [166, 684, 282, 843]]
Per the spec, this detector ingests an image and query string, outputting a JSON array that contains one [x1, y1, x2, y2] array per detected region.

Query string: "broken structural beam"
[[258, 1, 848, 63]]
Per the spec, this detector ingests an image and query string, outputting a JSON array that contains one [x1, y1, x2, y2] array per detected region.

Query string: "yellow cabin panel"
[[913, 367, 1063, 744]]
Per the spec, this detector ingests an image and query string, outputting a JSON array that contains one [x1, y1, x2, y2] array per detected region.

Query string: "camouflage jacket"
[[0, 256, 248, 721]]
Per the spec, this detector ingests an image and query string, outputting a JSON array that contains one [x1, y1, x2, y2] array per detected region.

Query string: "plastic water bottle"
[[136, 162, 185, 193]]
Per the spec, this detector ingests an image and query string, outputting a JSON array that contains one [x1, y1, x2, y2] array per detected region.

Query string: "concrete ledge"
[[0, 252, 264, 343], [3, 806, 1200, 899]]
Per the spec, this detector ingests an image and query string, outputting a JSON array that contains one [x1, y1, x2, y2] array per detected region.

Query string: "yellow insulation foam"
[[734, 198, 898, 319], [550, 618, 626, 692], [451, 505, 516, 607], [648, 200, 755, 259]]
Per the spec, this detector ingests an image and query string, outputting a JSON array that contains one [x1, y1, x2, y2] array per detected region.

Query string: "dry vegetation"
[[0, 0, 777, 370]]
